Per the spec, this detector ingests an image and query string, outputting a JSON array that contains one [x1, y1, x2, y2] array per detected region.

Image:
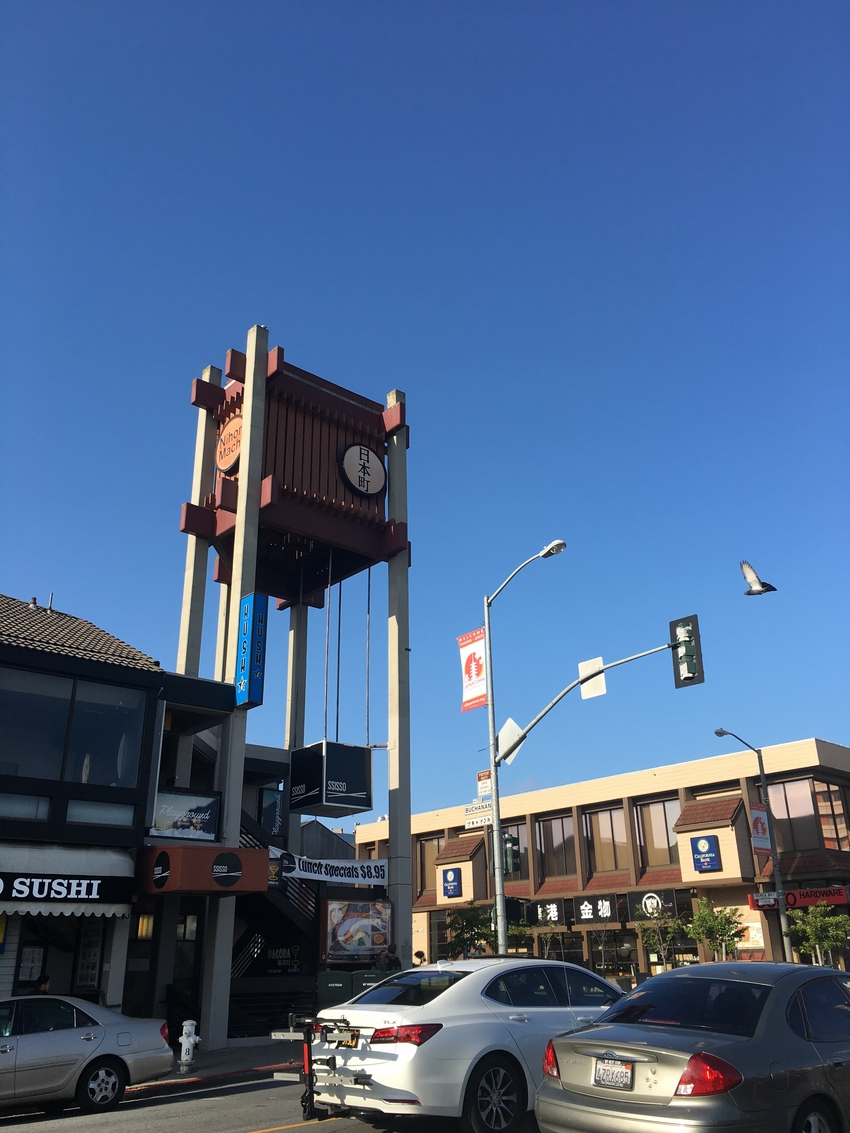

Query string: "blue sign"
[[235, 593, 268, 707], [442, 868, 462, 899], [691, 834, 722, 872]]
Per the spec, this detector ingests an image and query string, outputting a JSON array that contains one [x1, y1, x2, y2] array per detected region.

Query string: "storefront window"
[[417, 835, 445, 895], [64, 682, 145, 787], [636, 798, 680, 867], [813, 781, 850, 852], [0, 793, 49, 820], [768, 780, 820, 852], [429, 909, 449, 961], [66, 799, 135, 826], [536, 930, 585, 965], [584, 807, 628, 873], [590, 928, 638, 982], [536, 814, 576, 879], [502, 821, 529, 881], [0, 667, 72, 780]]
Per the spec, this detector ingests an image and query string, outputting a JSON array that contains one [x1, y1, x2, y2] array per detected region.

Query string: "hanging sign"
[[477, 770, 492, 797], [149, 791, 219, 841], [235, 593, 268, 707], [691, 835, 722, 872], [458, 628, 487, 712], [530, 898, 567, 926], [339, 444, 386, 497], [573, 894, 620, 924], [288, 741, 373, 817], [272, 849, 388, 884], [749, 805, 771, 856], [442, 868, 462, 898]]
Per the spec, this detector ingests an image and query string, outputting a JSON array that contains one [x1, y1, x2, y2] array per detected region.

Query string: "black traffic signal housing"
[[504, 897, 525, 924], [503, 833, 521, 875], [670, 615, 705, 688]]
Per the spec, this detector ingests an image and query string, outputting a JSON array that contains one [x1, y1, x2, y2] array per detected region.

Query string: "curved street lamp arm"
[[486, 554, 542, 607]]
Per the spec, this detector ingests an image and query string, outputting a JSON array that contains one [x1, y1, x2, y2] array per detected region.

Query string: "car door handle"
[[831, 1058, 845, 1069], [81, 1033, 98, 1041], [0, 1045, 13, 1054], [508, 1015, 530, 1023], [576, 1016, 593, 1024]]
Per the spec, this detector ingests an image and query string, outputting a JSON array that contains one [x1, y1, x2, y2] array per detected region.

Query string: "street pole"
[[716, 730, 794, 962], [484, 592, 507, 955]]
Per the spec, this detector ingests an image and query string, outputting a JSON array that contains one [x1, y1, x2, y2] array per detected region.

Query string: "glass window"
[[74, 1007, 98, 1028], [502, 821, 529, 881], [19, 998, 77, 1034], [353, 969, 468, 1006], [429, 909, 449, 962], [484, 968, 558, 1008], [0, 1002, 15, 1038], [584, 807, 628, 873], [768, 780, 820, 853], [599, 977, 771, 1037], [637, 798, 680, 867], [536, 814, 576, 880], [0, 793, 49, 820], [813, 782, 850, 853], [66, 799, 135, 826], [417, 835, 444, 894], [546, 967, 620, 1008], [787, 993, 807, 1038], [65, 682, 146, 787], [0, 667, 72, 780], [800, 979, 850, 1042]]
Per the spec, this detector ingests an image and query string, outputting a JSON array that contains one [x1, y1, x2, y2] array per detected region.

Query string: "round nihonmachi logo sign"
[[211, 851, 243, 888], [152, 851, 171, 889], [339, 444, 386, 498], [216, 414, 243, 473]]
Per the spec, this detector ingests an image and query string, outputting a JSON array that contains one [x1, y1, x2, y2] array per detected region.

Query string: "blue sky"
[[2, 2, 848, 825]]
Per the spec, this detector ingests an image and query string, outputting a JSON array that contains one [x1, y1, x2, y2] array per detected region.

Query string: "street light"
[[714, 728, 794, 962], [485, 540, 566, 955]]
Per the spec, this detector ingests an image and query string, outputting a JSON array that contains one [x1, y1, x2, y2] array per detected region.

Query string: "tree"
[[445, 902, 495, 958], [637, 908, 684, 971], [687, 898, 746, 961], [788, 902, 850, 967]]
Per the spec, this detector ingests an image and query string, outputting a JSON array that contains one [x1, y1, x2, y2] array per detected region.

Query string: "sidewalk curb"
[[127, 1061, 302, 1096]]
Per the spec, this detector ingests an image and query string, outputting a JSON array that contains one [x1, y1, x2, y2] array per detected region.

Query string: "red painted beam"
[[267, 345, 285, 376], [382, 401, 406, 436], [225, 349, 246, 383], [190, 378, 226, 413], [215, 477, 238, 513], [180, 502, 216, 540]]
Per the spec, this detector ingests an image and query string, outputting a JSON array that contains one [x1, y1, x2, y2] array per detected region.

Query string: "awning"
[[0, 843, 134, 918]]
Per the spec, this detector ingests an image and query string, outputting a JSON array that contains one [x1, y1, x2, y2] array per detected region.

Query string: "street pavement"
[[0, 1041, 540, 1133]]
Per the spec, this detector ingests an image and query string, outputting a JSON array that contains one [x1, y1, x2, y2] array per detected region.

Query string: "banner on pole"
[[749, 804, 772, 856], [458, 628, 488, 712]]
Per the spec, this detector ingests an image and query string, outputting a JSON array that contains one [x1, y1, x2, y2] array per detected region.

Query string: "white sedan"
[[312, 958, 623, 1132], [0, 995, 173, 1114]]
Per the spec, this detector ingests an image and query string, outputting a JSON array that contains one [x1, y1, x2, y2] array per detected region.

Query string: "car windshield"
[[352, 969, 469, 1006], [598, 977, 771, 1037]]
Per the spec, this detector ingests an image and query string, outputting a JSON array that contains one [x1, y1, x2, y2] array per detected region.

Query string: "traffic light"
[[504, 897, 524, 924], [503, 833, 521, 874], [669, 615, 705, 688]]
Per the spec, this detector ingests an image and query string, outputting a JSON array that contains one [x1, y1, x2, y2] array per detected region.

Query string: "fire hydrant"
[[178, 1019, 200, 1073]]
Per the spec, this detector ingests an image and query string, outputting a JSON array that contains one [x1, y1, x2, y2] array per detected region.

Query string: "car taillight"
[[543, 1039, 560, 1079], [370, 1024, 443, 1046], [675, 1053, 742, 1096], [160, 1023, 169, 1044]]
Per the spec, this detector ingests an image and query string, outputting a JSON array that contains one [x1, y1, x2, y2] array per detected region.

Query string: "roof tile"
[[673, 799, 742, 830], [435, 835, 485, 864]]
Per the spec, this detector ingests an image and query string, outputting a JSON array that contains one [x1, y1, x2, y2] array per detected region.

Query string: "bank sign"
[[691, 835, 722, 872], [235, 593, 268, 707], [0, 873, 133, 903]]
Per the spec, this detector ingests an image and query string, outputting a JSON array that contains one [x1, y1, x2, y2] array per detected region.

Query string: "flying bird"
[[740, 560, 777, 596]]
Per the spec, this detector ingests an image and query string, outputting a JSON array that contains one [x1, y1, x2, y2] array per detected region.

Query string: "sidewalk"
[[128, 1038, 303, 1095]]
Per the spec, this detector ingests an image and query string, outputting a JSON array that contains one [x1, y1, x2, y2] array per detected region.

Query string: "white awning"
[[0, 842, 133, 918], [0, 902, 129, 918]]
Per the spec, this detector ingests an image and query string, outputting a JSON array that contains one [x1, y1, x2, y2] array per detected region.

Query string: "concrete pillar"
[[283, 602, 309, 853], [200, 895, 236, 1050], [214, 581, 230, 683], [152, 896, 181, 1018], [175, 735, 193, 788], [177, 364, 222, 676], [101, 915, 131, 1009], [385, 389, 412, 967]]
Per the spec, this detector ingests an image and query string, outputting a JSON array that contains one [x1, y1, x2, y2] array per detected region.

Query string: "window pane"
[[0, 1002, 14, 1037], [496, 967, 558, 1008], [800, 979, 850, 1042], [601, 978, 770, 1037], [0, 667, 72, 780], [784, 780, 819, 851], [815, 782, 849, 853], [20, 998, 77, 1034], [65, 682, 146, 787], [0, 793, 49, 820], [664, 799, 681, 865], [565, 969, 620, 1008], [418, 836, 444, 894], [587, 808, 626, 872], [503, 822, 529, 881], [537, 815, 575, 879], [354, 969, 468, 1005], [66, 799, 135, 826]]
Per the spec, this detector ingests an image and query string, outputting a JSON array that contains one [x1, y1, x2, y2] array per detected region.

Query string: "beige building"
[[355, 738, 850, 981]]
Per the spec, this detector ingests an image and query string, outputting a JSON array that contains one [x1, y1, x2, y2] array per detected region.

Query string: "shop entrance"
[[14, 914, 104, 1002]]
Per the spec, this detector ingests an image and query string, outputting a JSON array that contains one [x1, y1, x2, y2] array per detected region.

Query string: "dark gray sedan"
[[535, 962, 850, 1133]]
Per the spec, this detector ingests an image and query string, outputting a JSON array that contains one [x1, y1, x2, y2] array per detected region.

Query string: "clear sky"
[[2, 2, 848, 826]]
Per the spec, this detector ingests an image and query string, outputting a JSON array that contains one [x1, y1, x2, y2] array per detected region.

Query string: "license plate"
[[594, 1058, 634, 1090], [336, 1030, 360, 1048]]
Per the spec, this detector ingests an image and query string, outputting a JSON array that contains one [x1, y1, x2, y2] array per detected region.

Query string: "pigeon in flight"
[[740, 560, 777, 596]]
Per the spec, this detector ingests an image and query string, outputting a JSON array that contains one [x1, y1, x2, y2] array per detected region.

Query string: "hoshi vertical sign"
[[235, 593, 268, 707]]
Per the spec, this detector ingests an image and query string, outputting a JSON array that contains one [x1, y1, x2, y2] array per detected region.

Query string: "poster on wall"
[[322, 900, 392, 963], [149, 791, 220, 841]]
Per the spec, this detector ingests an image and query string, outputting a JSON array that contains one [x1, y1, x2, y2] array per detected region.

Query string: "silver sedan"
[[536, 962, 850, 1133], [0, 994, 173, 1114]]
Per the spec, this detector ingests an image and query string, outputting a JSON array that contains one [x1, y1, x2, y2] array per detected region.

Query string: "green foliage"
[[788, 902, 850, 966], [637, 909, 684, 971], [687, 898, 746, 960], [445, 902, 495, 958]]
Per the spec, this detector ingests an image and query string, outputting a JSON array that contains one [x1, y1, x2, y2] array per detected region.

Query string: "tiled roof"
[[639, 867, 683, 885], [414, 891, 437, 908], [0, 593, 161, 672], [435, 835, 485, 864], [760, 851, 850, 880], [585, 872, 631, 891], [673, 799, 742, 830], [505, 881, 532, 897], [535, 878, 579, 896]]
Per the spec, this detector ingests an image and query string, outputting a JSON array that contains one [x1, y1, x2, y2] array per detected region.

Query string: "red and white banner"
[[458, 628, 488, 712], [749, 804, 772, 856]]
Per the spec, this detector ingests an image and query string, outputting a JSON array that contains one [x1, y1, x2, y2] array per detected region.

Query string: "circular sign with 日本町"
[[339, 444, 386, 498], [216, 415, 242, 473]]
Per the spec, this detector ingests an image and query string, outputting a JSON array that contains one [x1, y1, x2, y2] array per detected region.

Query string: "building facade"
[[355, 738, 850, 980]]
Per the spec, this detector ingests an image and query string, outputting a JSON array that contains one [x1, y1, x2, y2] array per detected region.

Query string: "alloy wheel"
[[86, 1065, 120, 1106], [476, 1065, 518, 1131], [801, 1112, 833, 1133]]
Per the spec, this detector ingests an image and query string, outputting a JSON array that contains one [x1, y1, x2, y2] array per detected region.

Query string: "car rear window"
[[352, 970, 469, 1006], [598, 977, 771, 1037]]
